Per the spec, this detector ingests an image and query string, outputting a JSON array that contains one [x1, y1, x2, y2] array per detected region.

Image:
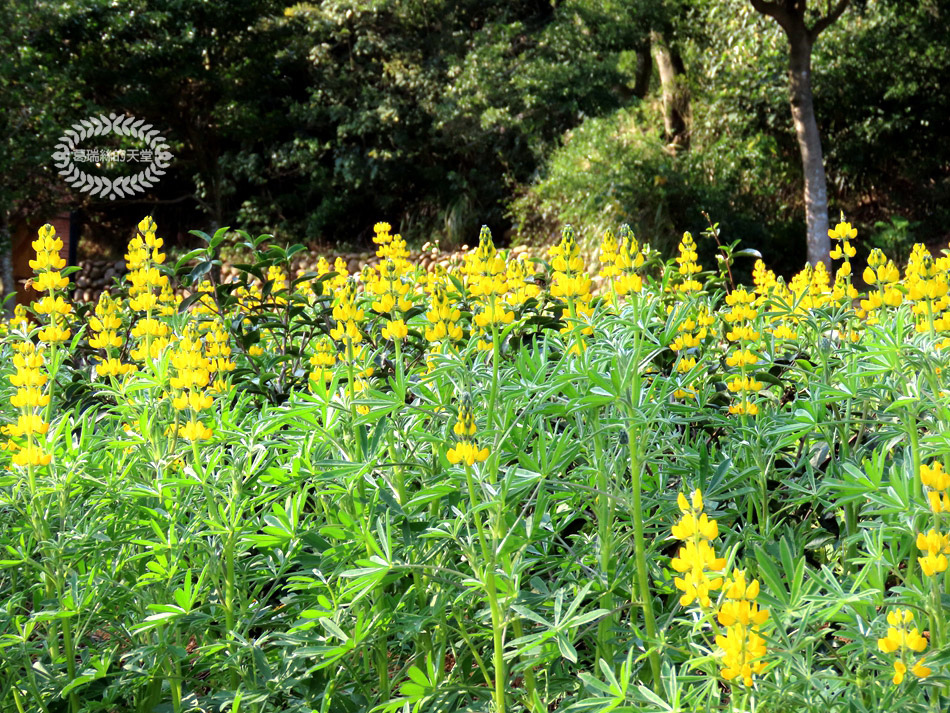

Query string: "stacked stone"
[[71, 259, 128, 302]]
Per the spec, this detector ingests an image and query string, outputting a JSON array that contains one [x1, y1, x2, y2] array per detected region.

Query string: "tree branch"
[[749, 0, 794, 31], [809, 0, 850, 39]]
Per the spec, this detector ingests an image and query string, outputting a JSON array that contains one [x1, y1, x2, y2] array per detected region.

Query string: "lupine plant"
[[0, 217, 949, 713]]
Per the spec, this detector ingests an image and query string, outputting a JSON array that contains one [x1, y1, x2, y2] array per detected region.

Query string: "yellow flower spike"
[[878, 607, 932, 683], [598, 229, 620, 279], [878, 630, 900, 654], [670, 510, 727, 607], [715, 623, 768, 687], [33, 270, 69, 292], [671, 513, 697, 540], [916, 529, 950, 576], [926, 490, 950, 514], [12, 444, 53, 467], [447, 395, 489, 466], [446, 440, 490, 466], [698, 513, 719, 540], [382, 318, 408, 341], [178, 418, 214, 442], [138, 216, 157, 235], [309, 336, 337, 384], [676, 356, 697, 374], [828, 221, 857, 242], [7, 413, 50, 437]]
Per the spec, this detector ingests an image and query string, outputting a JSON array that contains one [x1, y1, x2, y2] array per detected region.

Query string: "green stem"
[[907, 412, 922, 584], [171, 657, 183, 713], [510, 618, 540, 712], [930, 576, 944, 652], [345, 338, 364, 503], [593, 424, 615, 667], [393, 332, 405, 399], [61, 610, 78, 713], [224, 531, 237, 685], [464, 463, 506, 713], [55, 474, 79, 713], [627, 416, 661, 689], [376, 643, 390, 700], [488, 320, 500, 441]]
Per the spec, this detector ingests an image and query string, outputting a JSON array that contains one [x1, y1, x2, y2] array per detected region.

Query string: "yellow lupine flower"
[[177, 418, 214, 441], [382, 318, 409, 341], [309, 336, 338, 384], [716, 624, 768, 686], [877, 607, 931, 685], [12, 443, 53, 467], [728, 400, 759, 415], [447, 396, 489, 466], [670, 490, 726, 608], [921, 462, 950, 490], [877, 608, 928, 660], [726, 349, 758, 368], [916, 529, 950, 576], [446, 440, 490, 466]]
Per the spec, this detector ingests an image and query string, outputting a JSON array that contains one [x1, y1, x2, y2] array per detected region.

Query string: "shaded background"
[[1, 0, 948, 278]]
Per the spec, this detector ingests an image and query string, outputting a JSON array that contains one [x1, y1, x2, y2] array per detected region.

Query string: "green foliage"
[[816, 0, 950, 236], [509, 105, 801, 275], [0, 0, 91, 218], [682, 0, 950, 251], [4, 0, 950, 268], [255, 0, 652, 245], [871, 216, 918, 265], [2, 0, 662, 251]]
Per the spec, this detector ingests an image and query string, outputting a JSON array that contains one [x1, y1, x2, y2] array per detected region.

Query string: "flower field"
[[2, 217, 950, 713]]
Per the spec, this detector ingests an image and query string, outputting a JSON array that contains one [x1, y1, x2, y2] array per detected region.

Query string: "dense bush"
[[508, 106, 802, 276]]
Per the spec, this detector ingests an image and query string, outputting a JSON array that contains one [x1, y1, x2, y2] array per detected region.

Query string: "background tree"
[[749, 0, 850, 268], [0, 0, 88, 311], [4, 0, 949, 271], [55, 0, 300, 238], [264, 0, 654, 246]]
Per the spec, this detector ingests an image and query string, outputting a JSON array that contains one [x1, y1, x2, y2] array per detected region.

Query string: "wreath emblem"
[[51, 113, 173, 200]]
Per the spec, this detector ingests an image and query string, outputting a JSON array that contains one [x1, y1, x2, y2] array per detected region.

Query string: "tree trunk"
[[750, 0, 850, 269], [650, 32, 690, 150], [788, 32, 830, 269], [0, 212, 15, 316], [632, 43, 652, 99]]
